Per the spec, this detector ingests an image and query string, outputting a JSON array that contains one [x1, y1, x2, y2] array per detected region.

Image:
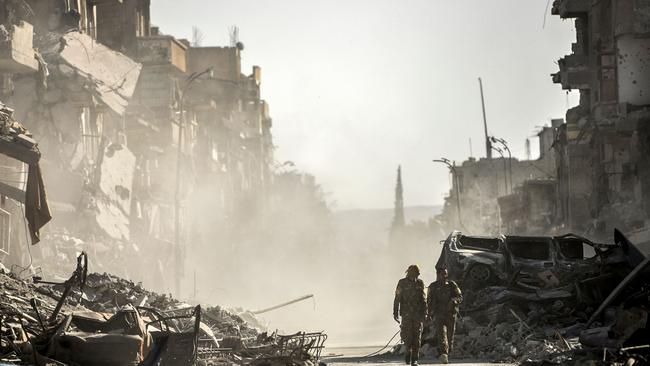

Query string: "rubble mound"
[[388, 231, 650, 365], [0, 261, 326, 365]]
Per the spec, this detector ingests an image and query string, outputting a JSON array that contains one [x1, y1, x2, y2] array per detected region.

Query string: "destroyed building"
[[437, 125, 558, 235], [0, 0, 276, 295], [0, 253, 327, 365], [550, 0, 650, 243], [422, 3, 650, 363], [437, 1, 650, 248]]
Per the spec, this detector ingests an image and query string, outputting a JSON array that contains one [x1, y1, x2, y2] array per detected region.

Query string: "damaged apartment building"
[[0, 0, 275, 294], [438, 0, 650, 247], [550, 0, 650, 244], [436, 124, 559, 236]]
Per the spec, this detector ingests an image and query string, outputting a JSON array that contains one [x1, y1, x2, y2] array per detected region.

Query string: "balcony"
[[136, 36, 187, 73], [552, 54, 592, 90], [551, 0, 591, 18], [0, 22, 38, 74]]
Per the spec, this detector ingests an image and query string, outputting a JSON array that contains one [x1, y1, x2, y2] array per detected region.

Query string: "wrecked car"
[[420, 229, 650, 364], [437, 230, 640, 291]]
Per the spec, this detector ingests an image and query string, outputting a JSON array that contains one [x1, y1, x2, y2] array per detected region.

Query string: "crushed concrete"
[[0, 257, 327, 365]]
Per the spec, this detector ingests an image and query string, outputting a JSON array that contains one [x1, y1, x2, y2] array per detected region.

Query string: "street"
[[323, 347, 515, 366], [326, 360, 514, 366]]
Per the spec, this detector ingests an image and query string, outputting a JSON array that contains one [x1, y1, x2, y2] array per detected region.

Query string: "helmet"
[[406, 265, 420, 276]]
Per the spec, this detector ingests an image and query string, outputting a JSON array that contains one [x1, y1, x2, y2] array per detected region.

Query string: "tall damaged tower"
[[551, 0, 650, 238], [391, 165, 405, 232]]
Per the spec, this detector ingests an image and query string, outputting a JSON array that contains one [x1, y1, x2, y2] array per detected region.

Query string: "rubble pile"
[[438, 286, 581, 362], [34, 232, 163, 287], [74, 272, 258, 340], [387, 230, 649, 365], [0, 256, 326, 365]]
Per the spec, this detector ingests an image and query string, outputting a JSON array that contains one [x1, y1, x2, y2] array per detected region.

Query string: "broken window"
[[80, 1, 97, 38], [0, 208, 10, 256], [507, 238, 551, 260], [135, 2, 150, 37], [79, 107, 103, 164], [458, 235, 500, 251], [557, 238, 598, 260]]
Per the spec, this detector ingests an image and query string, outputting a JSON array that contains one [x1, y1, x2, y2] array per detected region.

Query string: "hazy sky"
[[153, 0, 578, 210]]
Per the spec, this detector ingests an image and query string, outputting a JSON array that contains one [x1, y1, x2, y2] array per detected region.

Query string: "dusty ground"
[[323, 348, 515, 366], [326, 361, 515, 365]]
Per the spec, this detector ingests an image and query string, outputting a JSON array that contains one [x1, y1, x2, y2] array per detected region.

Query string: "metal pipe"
[[478, 78, 492, 159], [252, 294, 314, 314], [175, 68, 213, 296], [491, 146, 508, 195], [503, 144, 513, 193], [491, 137, 513, 193]]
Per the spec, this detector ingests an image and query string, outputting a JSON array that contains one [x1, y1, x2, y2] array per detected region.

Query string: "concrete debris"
[[37, 31, 142, 116], [0, 254, 327, 366], [0, 21, 39, 74]]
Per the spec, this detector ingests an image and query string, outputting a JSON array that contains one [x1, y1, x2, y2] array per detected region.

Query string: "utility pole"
[[175, 68, 213, 297], [478, 77, 492, 159], [492, 146, 508, 195], [469, 138, 473, 158], [491, 136, 513, 194]]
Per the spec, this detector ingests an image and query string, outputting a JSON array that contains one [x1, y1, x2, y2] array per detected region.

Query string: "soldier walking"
[[427, 268, 462, 364], [393, 265, 426, 366]]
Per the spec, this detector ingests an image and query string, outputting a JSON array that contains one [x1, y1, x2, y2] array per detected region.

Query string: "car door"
[[554, 234, 601, 277], [504, 236, 555, 288]]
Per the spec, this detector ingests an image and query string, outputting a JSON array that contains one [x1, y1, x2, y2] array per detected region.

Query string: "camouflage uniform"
[[393, 277, 426, 361], [426, 280, 462, 356]]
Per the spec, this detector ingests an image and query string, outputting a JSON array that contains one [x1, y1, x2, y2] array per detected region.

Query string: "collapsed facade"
[[437, 125, 558, 235], [0, 0, 276, 294], [551, 0, 650, 243], [0, 254, 327, 365], [437, 0, 650, 249], [427, 2, 650, 363]]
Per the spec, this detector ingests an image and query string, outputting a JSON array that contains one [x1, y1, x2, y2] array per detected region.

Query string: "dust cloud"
[[184, 177, 444, 348]]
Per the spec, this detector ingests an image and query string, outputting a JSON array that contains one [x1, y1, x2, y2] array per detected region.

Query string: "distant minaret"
[[391, 165, 405, 231]]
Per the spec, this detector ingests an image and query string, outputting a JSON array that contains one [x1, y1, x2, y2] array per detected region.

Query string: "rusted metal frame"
[[40, 252, 88, 324], [137, 306, 172, 332]]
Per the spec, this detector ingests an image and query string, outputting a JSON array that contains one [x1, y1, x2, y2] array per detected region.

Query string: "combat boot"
[[439, 353, 448, 364], [411, 353, 419, 366], [404, 350, 411, 365]]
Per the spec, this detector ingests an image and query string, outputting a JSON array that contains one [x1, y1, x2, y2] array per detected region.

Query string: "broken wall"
[[2, 30, 142, 251], [439, 146, 557, 235], [95, 0, 151, 55], [551, 0, 650, 238], [187, 46, 241, 82]]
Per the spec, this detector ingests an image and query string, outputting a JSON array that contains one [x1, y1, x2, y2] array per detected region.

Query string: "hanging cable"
[[360, 329, 401, 358]]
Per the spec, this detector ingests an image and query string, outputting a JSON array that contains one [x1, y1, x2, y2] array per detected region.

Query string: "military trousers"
[[435, 314, 457, 355], [400, 315, 424, 354]]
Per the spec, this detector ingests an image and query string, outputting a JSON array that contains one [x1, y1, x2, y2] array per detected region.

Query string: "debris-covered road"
[[0, 254, 327, 366], [383, 229, 649, 365]]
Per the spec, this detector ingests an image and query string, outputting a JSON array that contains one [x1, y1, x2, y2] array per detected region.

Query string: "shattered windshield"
[[457, 235, 500, 251], [557, 238, 598, 260], [506, 237, 551, 260]]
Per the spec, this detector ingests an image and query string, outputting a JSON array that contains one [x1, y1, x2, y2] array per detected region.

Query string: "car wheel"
[[467, 264, 492, 283]]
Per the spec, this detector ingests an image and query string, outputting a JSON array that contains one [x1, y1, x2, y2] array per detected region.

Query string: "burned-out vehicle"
[[430, 230, 649, 362], [436, 230, 640, 291]]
